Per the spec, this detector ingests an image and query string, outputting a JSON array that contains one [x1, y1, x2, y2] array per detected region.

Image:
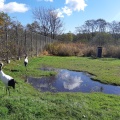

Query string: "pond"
[[28, 68, 120, 95]]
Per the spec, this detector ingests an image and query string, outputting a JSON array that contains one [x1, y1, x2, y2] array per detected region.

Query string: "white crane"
[[24, 56, 28, 69], [0, 62, 17, 95]]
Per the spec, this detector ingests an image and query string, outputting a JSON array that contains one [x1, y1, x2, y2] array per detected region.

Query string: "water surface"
[[28, 69, 120, 95]]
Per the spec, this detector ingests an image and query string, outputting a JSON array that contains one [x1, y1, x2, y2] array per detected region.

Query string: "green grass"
[[0, 56, 120, 120]]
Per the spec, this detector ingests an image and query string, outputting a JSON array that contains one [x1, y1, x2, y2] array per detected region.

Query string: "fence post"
[[24, 29, 27, 55], [31, 31, 33, 57], [16, 26, 20, 60], [36, 33, 38, 56], [5, 25, 9, 63]]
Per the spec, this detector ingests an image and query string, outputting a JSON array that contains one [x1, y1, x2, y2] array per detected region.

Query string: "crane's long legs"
[[6, 87, 10, 96]]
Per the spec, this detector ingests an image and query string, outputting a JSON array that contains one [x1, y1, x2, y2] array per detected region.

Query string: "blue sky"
[[0, 0, 120, 33]]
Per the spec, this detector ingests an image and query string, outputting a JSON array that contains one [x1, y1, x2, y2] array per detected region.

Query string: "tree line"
[[0, 10, 59, 62], [1, 7, 120, 60], [57, 19, 120, 46]]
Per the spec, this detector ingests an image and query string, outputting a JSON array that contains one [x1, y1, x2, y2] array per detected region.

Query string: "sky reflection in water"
[[28, 69, 120, 95]]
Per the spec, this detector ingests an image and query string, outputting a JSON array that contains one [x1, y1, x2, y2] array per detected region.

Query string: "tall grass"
[[103, 45, 120, 58], [45, 42, 85, 56], [45, 42, 120, 58]]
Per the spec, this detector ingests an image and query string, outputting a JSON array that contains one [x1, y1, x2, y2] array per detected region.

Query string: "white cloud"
[[56, 0, 87, 18], [62, 6, 72, 16], [56, 9, 64, 18], [66, 0, 87, 11], [0, 0, 29, 13], [56, 6, 72, 17]]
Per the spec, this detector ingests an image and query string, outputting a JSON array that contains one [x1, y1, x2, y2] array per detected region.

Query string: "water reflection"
[[28, 69, 120, 95], [60, 71, 82, 90]]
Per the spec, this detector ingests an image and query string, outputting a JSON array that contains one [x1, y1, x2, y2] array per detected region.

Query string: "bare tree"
[[26, 21, 40, 32], [85, 20, 98, 34], [32, 7, 63, 39], [49, 9, 63, 39], [96, 19, 107, 32], [108, 21, 120, 40]]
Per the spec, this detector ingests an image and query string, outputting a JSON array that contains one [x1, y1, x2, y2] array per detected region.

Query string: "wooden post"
[[5, 25, 9, 63]]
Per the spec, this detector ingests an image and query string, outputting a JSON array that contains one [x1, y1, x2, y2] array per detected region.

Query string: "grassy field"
[[0, 56, 120, 120]]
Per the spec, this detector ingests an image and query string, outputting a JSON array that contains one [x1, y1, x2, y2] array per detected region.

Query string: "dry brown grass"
[[45, 42, 85, 56], [45, 42, 120, 58], [103, 45, 120, 58]]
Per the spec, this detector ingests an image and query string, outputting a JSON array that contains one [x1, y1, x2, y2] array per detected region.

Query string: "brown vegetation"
[[45, 42, 120, 58]]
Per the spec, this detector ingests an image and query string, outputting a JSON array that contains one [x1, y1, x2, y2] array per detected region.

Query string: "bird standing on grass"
[[24, 56, 28, 70], [0, 62, 17, 95]]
